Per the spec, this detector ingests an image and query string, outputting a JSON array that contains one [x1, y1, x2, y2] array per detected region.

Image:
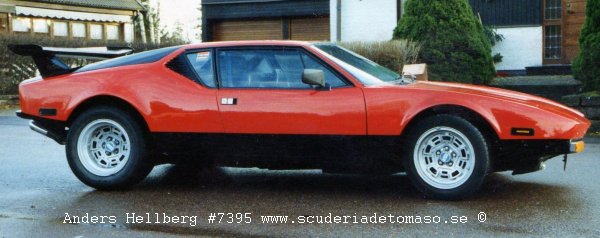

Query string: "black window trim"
[[213, 46, 355, 90], [76, 46, 180, 73]]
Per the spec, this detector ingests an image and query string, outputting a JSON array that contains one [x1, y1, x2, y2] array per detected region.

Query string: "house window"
[[0, 13, 8, 32], [106, 24, 120, 40], [72, 22, 86, 38], [12, 17, 31, 32], [90, 23, 103, 39], [545, 0, 562, 20], [544, 25, 562, 59], [32, 19, 50, 34], [53, 21, 68, 37]]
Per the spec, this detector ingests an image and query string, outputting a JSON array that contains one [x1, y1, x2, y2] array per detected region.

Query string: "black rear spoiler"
[[7, 44, 133, 78]]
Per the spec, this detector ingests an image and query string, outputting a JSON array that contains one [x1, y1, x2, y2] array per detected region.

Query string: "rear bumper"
[[15, 110, 33, 119], [28, 120, 66, 145], [16, 110, 66, 145]]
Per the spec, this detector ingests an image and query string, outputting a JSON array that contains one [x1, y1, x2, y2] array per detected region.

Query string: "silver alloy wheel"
[[413, 126, 475, 189], [77, 119, 131, 177]]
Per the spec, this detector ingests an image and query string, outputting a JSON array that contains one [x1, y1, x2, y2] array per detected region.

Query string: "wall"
[[330, 0, 398, 42], [562, 96, 600, 135], [469, 0, 542, 26], [493, 26, 543, 70], [329, 0, 543, 71]]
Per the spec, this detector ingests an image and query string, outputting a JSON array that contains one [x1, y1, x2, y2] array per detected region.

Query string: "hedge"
[[0, 34, 181, 94], [572, 0, 600, 93], [393, 0, 496, 85], [339, 40, 422, 73]]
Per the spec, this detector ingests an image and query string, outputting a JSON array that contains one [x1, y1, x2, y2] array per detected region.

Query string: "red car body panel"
[[217, 87, 367, 135], [17, 41, 590, 141], [363, 82, 589, 139]]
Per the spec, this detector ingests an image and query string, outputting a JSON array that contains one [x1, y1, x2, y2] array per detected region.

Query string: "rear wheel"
[[66, 106, 153, 189], [403, 114, 490, 200]]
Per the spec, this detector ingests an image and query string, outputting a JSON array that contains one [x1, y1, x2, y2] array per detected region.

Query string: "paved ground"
[[1, 109, 599, 237]]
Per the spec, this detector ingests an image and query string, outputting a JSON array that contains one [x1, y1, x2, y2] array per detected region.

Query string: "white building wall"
[[329, 0, 542, 71], [330, 0, 398, 42], [493, 26, 543, 70]]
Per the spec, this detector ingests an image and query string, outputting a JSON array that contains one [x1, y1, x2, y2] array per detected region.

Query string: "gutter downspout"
[[336, 0, 341, 42]]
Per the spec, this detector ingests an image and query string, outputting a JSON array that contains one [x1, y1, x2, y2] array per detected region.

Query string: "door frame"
[[213, 45, 356, 89]]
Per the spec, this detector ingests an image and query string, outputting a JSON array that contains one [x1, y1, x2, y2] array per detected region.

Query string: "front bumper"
[[494, 138, 586, 174], [569, 139, 585, 154]]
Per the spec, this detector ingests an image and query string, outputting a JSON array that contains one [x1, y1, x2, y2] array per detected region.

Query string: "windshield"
[[312, 44, 401, 85]]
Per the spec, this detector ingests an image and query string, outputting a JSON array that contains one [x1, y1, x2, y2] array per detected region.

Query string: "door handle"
[[221, 97, 237, 105]]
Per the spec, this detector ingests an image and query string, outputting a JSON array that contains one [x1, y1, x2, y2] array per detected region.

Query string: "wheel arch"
[[401, 104, 500, 142], [66, 95, 150, 133]]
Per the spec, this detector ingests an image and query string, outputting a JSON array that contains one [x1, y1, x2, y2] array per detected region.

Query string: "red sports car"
[[9, 41, 590, 200]]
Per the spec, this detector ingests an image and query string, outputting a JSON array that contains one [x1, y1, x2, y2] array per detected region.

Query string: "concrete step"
[[526, 65, 572, 76]]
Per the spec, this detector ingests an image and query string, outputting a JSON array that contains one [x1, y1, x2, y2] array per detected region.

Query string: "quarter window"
[[186, 51, 216, 88], [217, 49, 347, 89]]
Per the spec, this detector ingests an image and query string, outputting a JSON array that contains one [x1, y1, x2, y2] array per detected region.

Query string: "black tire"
[[403, 114, 490, 200], [66, 106, 153, 189]]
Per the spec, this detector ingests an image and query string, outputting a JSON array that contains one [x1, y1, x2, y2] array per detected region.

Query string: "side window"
[[217, 49, 348, 89], [273, 50, 311, 89], [218, 49, 308, 89], [300, 52, 347, 88], [186, 51, 215, 88]]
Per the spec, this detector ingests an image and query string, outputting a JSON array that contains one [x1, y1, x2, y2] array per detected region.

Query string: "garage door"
[[212, 19, 283, 41], [290, 17, 330, 41], [212, 17, 330, 42]]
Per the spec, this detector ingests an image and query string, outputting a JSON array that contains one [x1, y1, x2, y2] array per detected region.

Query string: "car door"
[[215, 47, 366, 135]]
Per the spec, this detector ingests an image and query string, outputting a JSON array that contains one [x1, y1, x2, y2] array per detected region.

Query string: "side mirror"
[[302, 69, 326, 88]]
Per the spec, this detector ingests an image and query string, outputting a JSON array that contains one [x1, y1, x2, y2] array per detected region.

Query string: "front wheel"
[[403, 114, 490, 200], [66, 106, 153, 189]]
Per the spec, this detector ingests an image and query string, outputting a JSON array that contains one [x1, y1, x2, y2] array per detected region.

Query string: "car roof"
[[180, 40, 316, 50]]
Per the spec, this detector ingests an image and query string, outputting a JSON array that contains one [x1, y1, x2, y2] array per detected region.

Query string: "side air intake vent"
[[166, 55, 198, 82]]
